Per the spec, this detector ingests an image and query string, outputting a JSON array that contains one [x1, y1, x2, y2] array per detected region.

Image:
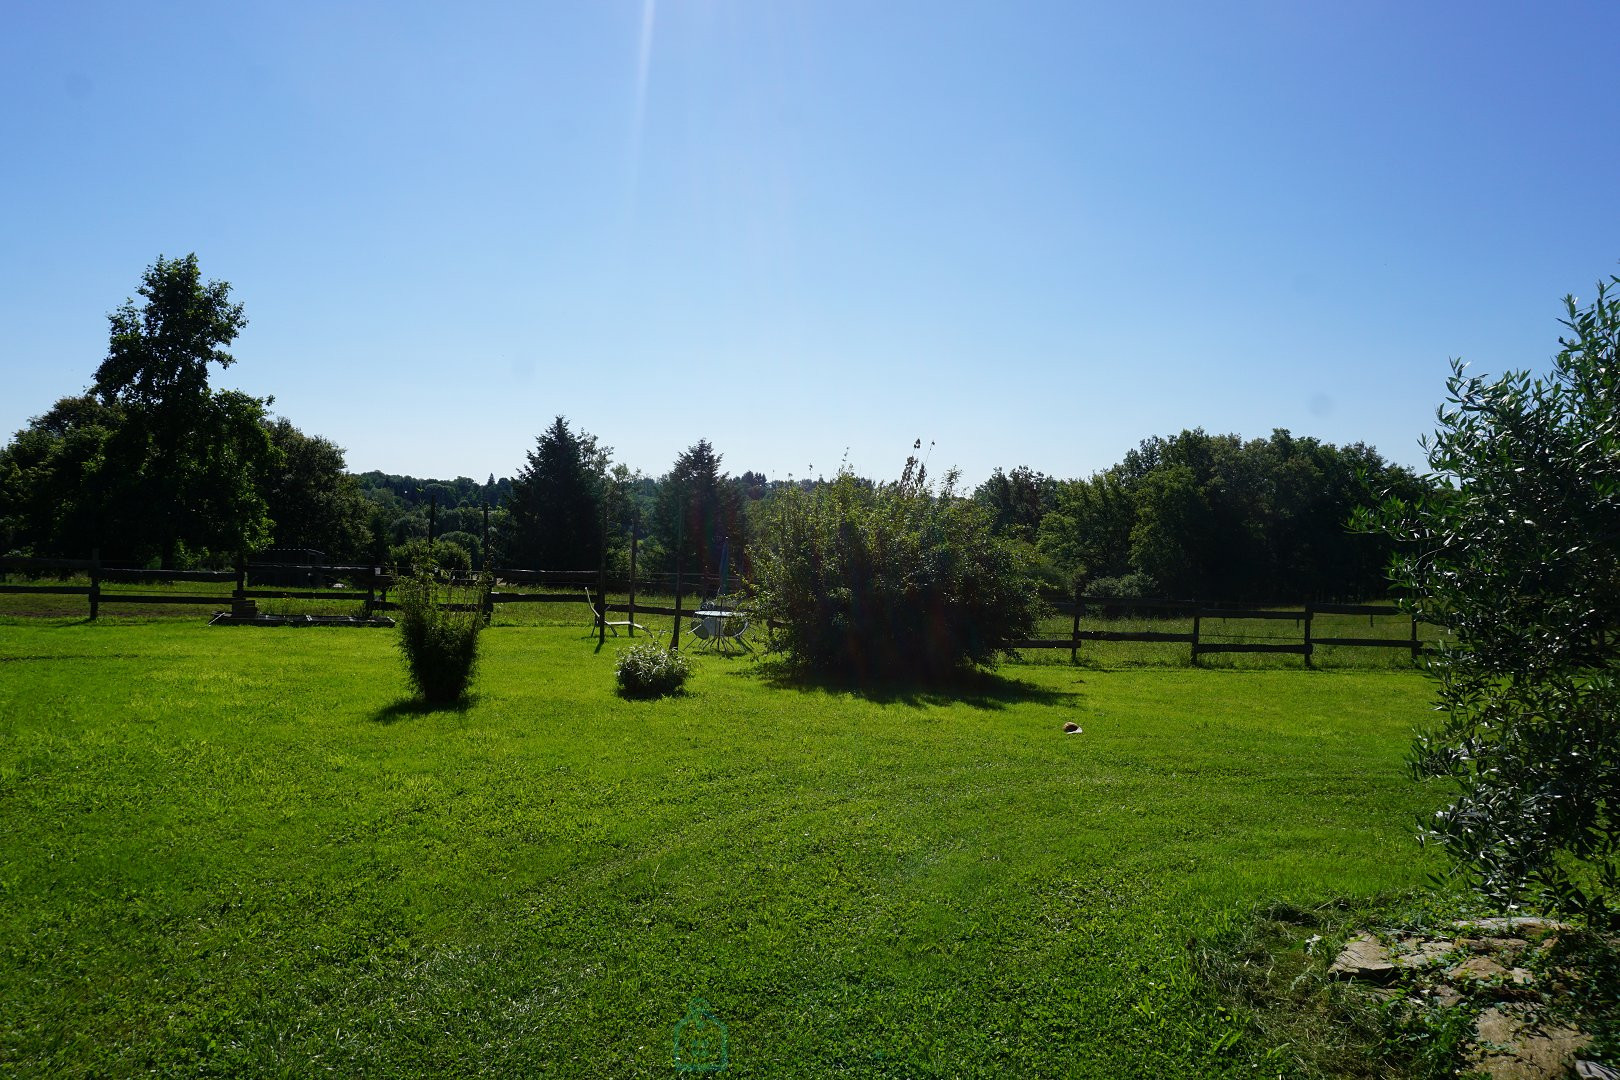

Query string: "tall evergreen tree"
[[654, 439, 744, 584], [504, 417, 607, 570]]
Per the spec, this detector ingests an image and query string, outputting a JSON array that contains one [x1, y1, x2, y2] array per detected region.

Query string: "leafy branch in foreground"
[[1357, 274, 1620, 923]]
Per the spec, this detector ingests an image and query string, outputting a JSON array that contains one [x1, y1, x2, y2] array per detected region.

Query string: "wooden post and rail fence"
[[1013, 592, 1426, 666], [0, 555, 1428, 665]]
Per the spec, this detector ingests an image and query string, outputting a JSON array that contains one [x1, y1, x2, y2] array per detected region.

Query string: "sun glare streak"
[[627, 0, 657, 211]]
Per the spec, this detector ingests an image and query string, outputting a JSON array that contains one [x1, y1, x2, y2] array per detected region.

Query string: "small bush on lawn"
[[616, 641, 691, 699], [396, 565, 486, 703], [748, 451, 1043, 681]]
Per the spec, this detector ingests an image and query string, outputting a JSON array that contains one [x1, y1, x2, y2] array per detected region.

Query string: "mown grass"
[[0, 617, 1447, 1077]]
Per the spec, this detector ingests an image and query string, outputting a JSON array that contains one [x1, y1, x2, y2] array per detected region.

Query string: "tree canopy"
[[1038, 429, 1424, 601], [261, 418, 374, 562], [0, 256, 276, 565]]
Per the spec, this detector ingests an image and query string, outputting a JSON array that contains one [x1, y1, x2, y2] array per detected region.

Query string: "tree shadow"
[[371, 695, 477, 724], [744, 660, 1078, 710]]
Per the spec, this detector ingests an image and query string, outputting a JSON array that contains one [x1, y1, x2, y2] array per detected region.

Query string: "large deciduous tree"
[[91, 254, 274, 565], [261, 418, 373, 561], [1361, 275, 1620, 922], [0, 396, 122, 556], [973, 466, 1057, 544]]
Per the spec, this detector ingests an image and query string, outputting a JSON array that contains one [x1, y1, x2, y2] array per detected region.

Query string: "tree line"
[[979, 429, 1427, 602], [1, 255, 1421, 601]]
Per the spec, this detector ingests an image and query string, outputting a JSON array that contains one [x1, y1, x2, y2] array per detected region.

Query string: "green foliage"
[[389, 537, 472, 575], [261, 418, 373, 561], [0, 396, 122, 557], [614, 640, 691, 698], [1360, 275, 1620, 923], [1087, 571, 1160, 599], [0, 256, 282, 566], [90, 254, 275, 566], [1040, 429, 1424, 600], [503, 416, 608, 571], [394, 566, 485, 703], [436, 530, 483, 567], [972, 465, 1057, 544], [749, 453, 1042, 680], [652, 438, 746, 582]]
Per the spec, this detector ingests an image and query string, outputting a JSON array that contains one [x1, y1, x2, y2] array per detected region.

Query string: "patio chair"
[[584, 589, 655, 638], [683, 609, 752, 654]]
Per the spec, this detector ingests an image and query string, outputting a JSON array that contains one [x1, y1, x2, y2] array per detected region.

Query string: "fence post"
[[598, 501, 608, 648], [672, 569, 683, 651], [89, 548, 101, 621], [365, 566, 377, 619], [1303, 602, 1314, 669], [628, 528, 639, 637], [1410, 611, 1420, 664], [1191, 607, 1201, 666], [1070, 584, 1082, 665], [672, 518, 684, 649]]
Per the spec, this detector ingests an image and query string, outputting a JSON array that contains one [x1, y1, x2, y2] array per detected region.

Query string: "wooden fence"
[[1014, 595, 1424, 666], [0, 555, 395, 619], [0, 556, 712, 645], [1, 556, 1425, 665]]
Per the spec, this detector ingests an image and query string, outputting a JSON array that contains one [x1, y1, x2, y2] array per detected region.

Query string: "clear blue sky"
[[3, 1, 1617, 488]]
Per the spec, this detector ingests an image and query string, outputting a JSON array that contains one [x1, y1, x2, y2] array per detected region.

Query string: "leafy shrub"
[[615, 641, 691, 698], [389, 537, 472, 574], [1086, 571, 1159, 599], [1359, 274, 1620, 922], [395, 566, 485, 703], [748, 454, 1042, 680], [436, 530, 484, 567]]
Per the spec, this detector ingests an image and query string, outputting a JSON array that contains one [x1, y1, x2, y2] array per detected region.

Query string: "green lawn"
[[0, 618, 1446, 1077]]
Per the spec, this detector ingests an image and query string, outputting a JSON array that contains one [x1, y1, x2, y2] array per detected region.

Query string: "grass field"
[[0, 616, 1449, 1077]]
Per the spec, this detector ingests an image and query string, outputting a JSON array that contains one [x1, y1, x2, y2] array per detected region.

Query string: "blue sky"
[[3, 1, 1617, 488]]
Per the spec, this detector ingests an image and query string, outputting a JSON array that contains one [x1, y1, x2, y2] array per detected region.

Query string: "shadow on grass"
[[371, 695, 477, 724], [744, 659, 1077, 710]]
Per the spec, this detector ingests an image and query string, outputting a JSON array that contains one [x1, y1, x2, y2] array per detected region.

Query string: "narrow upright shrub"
[[395, 566, 485, 703], [749, 453, 1042, 681]]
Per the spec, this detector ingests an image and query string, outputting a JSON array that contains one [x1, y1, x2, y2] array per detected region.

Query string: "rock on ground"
[[1468, 1005, 1590, 1080]]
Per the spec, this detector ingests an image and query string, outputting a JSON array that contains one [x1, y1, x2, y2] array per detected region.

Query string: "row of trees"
[[988, 430, 1428, 602], [0, 255, 774, 579], [1, 253, 1421, 608]]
